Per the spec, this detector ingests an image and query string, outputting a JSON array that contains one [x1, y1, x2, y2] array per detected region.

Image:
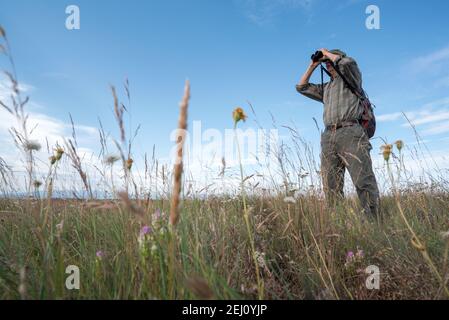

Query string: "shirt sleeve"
[[334, 56, 362, 93], [296, 83, 324, 103]]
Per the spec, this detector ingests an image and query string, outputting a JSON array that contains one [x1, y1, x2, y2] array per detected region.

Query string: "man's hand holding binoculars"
[[311, 48, 339, 65], [299, 48, 339, 87]]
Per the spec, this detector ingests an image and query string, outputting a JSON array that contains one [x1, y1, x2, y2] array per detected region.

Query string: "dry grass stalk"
[[170, 80, 190, 226], [65, 139, 93, 199], [0, 26, 36, 196], [111, 86, 126, 144]]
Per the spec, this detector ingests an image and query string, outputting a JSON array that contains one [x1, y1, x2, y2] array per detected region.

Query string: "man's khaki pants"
[[321, 124, 380, 217]]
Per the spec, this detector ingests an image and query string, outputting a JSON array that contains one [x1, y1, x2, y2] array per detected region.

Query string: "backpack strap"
[[319, 63, 332, 97], [329, 60, 366, 101]]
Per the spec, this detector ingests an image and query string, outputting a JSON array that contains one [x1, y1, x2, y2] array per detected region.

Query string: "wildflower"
[[140, 225, 152, 238], [33, 180, 42, 189], [138, 226, 151, 246], [344, 251, 355, 268], [55, 147, 64, 160], [152, 208, 162, 220], [96, 250, 104, 260], [356, 249, 364, 260], [394, 140, 403, 152], [138, 225, 154, 260], [380, 144, 393, 162], [126, 158, 134, 170], [95, 250, 105, 271], [24, 140, 41, 152], [152, 209, 166, 229], [104, 154, 120, 165], [283, 196, 296, 204], [232, 107, 247, 126], [49, 156, 57, 165]]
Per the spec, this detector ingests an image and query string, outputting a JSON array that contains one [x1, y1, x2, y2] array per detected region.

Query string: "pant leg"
[[321, 131, 345, 209], [336, 125, 380, 217]]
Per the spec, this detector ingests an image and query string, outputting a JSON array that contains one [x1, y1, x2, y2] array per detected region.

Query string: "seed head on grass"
[[104, 154, 120, 165], [24, 140, 41, 152], [170, 80, 190, 226], [111, 86, 126, 144], [381, 144, 393, 162], [394, 140, 404, 152]]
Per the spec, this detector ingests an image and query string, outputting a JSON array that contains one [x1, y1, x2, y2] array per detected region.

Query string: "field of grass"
[[1, 24, 449, 300], [1, 192, 449, 300]]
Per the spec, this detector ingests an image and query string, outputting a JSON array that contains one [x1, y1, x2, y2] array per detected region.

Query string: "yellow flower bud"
[[232, 107, 247, 125]]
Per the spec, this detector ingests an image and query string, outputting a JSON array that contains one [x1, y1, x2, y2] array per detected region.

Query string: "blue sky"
[[1, 0, 449, 192]]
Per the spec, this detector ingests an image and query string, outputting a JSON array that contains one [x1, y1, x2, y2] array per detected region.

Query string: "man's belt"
[[326, 120, 360, 132]]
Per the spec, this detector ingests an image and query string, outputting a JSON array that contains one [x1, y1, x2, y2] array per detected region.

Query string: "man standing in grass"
[[296, 49, 380, 218]]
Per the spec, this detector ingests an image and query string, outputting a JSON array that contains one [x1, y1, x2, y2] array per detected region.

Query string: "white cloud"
[[0, 78, 99, 180], [411, 45, 449, 72], [377, 96, 449, 137], [408, 45, 449, 87], [421, 122, 449, 136], [377, 112, 403, 122]]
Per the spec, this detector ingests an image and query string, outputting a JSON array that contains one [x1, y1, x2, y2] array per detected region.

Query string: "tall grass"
[[1, 25, 449, 300]]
